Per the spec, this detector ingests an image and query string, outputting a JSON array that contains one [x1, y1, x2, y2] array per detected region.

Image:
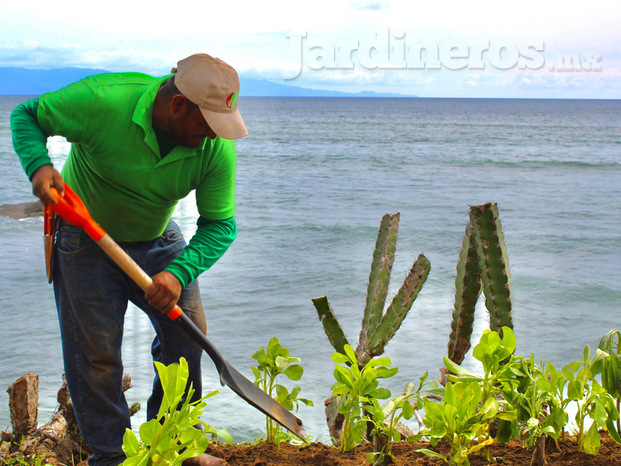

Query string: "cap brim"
[[200, 107, 248, 140]]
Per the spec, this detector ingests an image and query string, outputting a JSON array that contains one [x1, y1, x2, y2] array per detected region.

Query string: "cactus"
[[359, 213, 399, 352], [364, 254, 430, 362], [470, 203, 513, 332], [313, 213, 431, 367], [312, 295, 349, 357], [448, 223, 483, 365], [313, 213, 430, 445], [447, 203, 514, 365]]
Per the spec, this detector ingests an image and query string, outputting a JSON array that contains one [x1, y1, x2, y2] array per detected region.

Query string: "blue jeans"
[[53, 220, 206, 466]]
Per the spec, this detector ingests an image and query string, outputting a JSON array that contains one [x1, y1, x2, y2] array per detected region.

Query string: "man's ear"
[[170, 94, 189, 115]]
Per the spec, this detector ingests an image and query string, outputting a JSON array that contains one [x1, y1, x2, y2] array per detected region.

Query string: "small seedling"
[[366, 373, 430, 465], [251, 337, 313, 444], [598, 329, 621, 433], [417, 380, 497, 465], [331, 344, 397, 453], [562, 345, 621, 455], [121, 357, 229, 466]]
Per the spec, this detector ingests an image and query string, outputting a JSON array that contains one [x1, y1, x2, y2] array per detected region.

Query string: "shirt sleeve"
[[10, 98, 53, 179], [35, 77, 95, 142], [195, 138, 237, 221], [165, 215, 237, 287]]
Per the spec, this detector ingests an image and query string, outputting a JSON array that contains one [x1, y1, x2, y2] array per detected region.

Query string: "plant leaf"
[[415, 449, 448, 462], [138, 419, 161, 445], [121, 429, 141, 457], [284, 364, 304, 381], [584, 422, 601, 455]]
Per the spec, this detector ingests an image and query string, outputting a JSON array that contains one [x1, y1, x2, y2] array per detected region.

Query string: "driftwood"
[[1, 372, 135, 465], [7, 372, 39, 435]]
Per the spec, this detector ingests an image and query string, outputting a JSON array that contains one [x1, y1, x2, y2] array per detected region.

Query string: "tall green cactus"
[[470, 203, 513, 332], [314, 213, 430, 444], [447, 203, 514, 365], [313, 213, 431, 367], [360, 213, 399, 353], [312, 295, 348, 357], [364, 256, 430, 362], [448, 223, 482, 365]]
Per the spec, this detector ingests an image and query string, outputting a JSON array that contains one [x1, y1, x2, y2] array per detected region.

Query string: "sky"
[[1, 0, 619, 99]]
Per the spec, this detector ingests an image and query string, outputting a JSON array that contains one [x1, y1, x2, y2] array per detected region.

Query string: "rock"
[[40, 412, 68, 442], [0, 201, 43, 219]]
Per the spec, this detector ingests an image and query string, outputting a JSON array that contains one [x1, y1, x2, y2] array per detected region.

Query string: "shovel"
[[48, 184, 307, 442]]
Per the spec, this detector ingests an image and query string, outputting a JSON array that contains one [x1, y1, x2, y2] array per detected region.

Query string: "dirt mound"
[[203, 433, 621, 465]]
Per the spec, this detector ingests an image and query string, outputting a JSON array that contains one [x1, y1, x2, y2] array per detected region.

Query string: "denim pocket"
[[56, 226, 95, 256], [160, 221, 185, 244], [145, 221, 187, 273]]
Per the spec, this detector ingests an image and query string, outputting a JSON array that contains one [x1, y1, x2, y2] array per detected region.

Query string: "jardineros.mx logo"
[[284, 30, 602, 79]]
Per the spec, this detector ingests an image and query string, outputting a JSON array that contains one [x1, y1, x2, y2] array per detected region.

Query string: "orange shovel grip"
[[168, 305, 183, 320], [49, 185, 105, 242]]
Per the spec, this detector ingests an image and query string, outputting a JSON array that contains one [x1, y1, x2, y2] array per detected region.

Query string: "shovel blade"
[[219, 360, 307, 442]]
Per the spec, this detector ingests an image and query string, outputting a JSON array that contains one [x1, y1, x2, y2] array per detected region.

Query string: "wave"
[[444, 157, 621, 169]]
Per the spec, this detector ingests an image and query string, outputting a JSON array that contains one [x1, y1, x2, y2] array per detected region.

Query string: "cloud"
[[350, 1, 388, 10], [0, 41, 171, 74], [1, 0, 618, 98]]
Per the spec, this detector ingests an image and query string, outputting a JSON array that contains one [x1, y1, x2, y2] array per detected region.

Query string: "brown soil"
[[3, 376, 621, 465], [3, 430, 621, 465], [202, 433, 621, 465]]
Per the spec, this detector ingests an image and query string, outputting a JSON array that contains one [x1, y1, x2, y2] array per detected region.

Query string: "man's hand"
[[31, 165, 65, 205], [145, 271, 182, 314]]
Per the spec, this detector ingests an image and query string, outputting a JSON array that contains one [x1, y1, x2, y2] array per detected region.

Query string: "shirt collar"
[[132, 74, 170, 133], [131, 75, 207, 162]]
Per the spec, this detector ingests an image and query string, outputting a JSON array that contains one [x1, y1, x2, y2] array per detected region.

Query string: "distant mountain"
[[239, 76, 412, 98], [0, 67, 415, 98]]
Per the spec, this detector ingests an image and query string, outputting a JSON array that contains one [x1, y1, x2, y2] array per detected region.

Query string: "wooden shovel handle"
[[49, 186, 183, 320]]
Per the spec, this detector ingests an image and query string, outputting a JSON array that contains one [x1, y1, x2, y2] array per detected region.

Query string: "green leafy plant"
[[442, 327, 517, 461], [331, 344, 398, 452], [1, 452, 51, 466], [598, 329, 621, 433], [562, 344, 621, 455], [498, 356, 568, 464], [417, 380, 498, 465], [251, 337, 313, 444], [121, 357, 230, 466], [365, 373, 430, 465], [444, 326, 517, 402]]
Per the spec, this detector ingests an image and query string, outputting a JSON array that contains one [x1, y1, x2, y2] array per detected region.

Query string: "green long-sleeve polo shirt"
[[10, 72, 238, 287]]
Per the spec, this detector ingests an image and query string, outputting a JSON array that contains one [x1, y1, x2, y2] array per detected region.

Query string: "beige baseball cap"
[[173, 54, 248, 140]]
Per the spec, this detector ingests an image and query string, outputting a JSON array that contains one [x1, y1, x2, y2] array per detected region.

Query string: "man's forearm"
[[165, 216, 237, 287]]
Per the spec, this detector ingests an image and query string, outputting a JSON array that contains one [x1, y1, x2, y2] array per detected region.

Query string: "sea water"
[[0, 95, 619, 442]]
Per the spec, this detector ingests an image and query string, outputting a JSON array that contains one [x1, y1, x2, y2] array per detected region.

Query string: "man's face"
[[169, 100, 217, 147]]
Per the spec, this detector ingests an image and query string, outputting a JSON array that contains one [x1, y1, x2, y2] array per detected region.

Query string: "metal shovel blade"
[[175, 312, 307, 442]]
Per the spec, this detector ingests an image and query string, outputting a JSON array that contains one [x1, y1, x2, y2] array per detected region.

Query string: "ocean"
[[0, 95, 620, 443]]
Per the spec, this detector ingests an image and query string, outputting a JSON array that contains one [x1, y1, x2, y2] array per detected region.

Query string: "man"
[[10, 53, 246, 466]]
